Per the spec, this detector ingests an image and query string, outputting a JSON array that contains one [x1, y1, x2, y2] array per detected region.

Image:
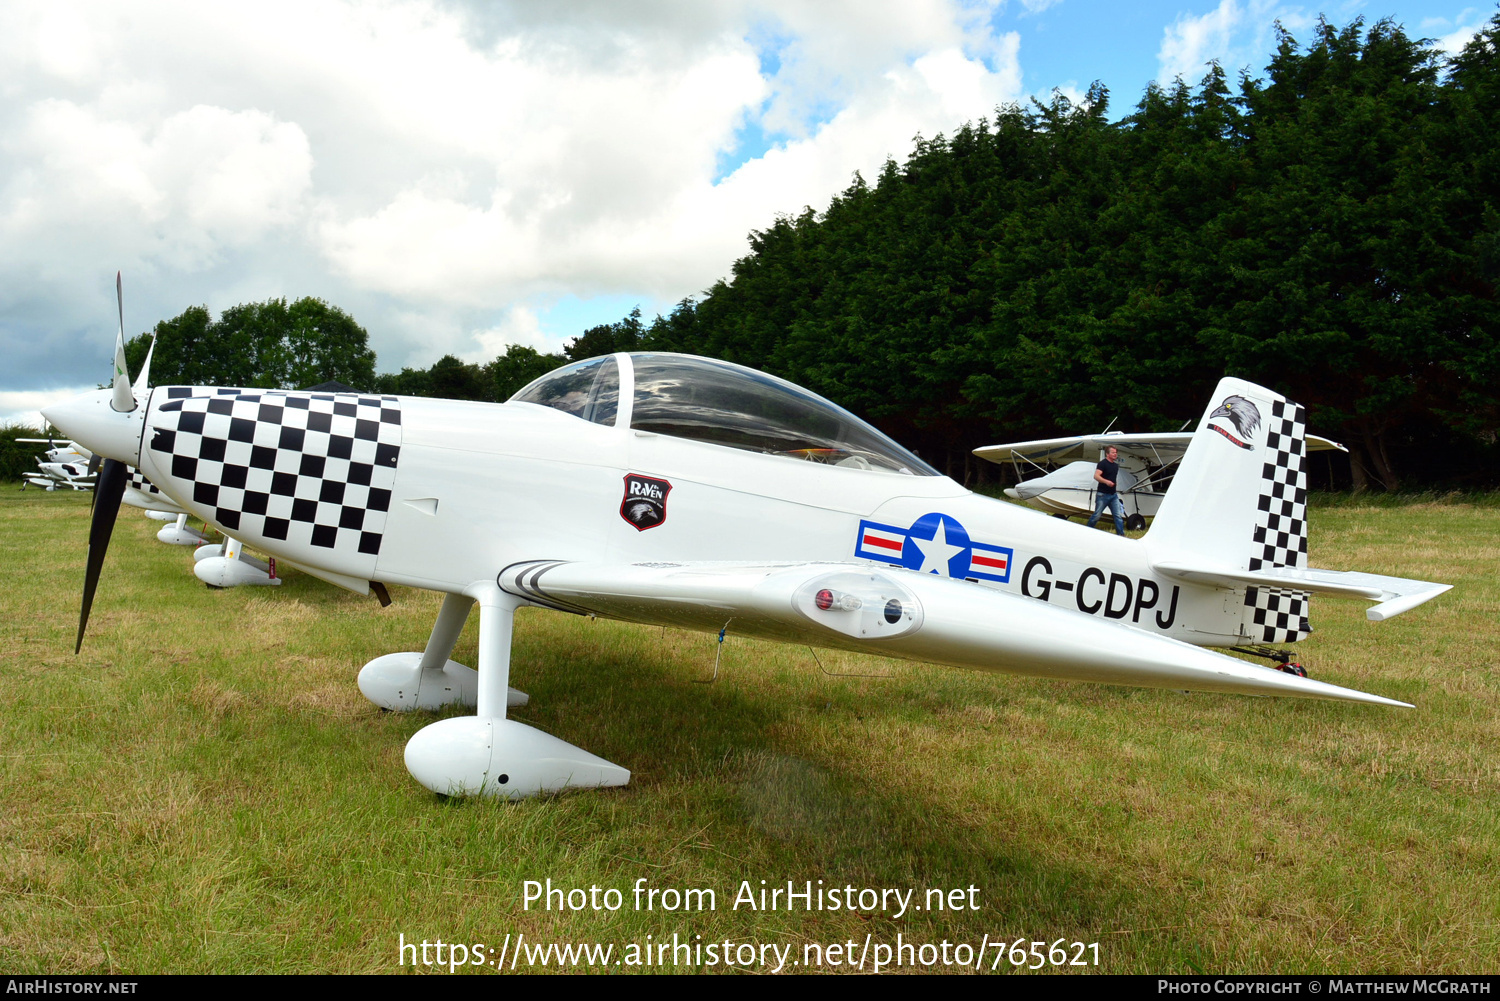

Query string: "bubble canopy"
[[510, 352, 938, 476]]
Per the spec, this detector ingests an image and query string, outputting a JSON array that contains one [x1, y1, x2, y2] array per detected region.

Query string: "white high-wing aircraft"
[[974, 428, 1349, 529], [25, 461, 94, 491], [20, 438, 91, 467], [19, 438, 98, 491], [45, 283, 1450, 799]]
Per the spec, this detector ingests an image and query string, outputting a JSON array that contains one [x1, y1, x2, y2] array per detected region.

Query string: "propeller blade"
[[132, 334, 155, 398], [76, 457, 127, 654], [110, 272, 134, 413], [87, 453, 103, 511]]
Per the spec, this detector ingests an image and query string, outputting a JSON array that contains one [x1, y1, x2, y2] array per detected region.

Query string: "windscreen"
[[630, 354, 936, 476], [509, 356, 619, 426]]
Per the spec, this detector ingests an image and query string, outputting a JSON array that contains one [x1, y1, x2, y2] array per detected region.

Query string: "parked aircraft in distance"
[[18, 438, 97, 491], [974, 430, 1348, 529]]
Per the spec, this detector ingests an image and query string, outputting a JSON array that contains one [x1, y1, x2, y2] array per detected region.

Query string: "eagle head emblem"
[[1210, 395, 1260, 437], [1206, 395, 1261, 450]]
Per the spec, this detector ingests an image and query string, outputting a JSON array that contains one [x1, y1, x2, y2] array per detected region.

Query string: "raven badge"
[[621, 474, 671, 531], [1208, 395, 1260, 450]]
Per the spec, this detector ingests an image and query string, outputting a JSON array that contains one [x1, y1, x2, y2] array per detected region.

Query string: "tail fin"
[[1146, 377, 1311, 643]]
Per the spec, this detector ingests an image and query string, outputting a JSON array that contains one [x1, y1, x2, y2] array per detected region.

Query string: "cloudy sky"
[[1, 0, 1487, 425]]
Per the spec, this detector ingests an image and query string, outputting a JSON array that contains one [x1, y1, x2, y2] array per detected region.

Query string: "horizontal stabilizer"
[[500, 560, 1411, 708], [1152, 561, 1450, 621]]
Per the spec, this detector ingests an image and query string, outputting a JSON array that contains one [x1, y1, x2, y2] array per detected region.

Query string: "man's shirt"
[[1096, 457, 1119, 495]]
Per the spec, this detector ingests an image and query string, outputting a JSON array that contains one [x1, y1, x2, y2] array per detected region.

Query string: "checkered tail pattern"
[[1243, 398, 1310, 643], [143, 387, 401, 580]]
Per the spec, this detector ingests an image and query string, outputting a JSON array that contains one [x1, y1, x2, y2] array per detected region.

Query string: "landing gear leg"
[[473, 586, 518, 720], [402, 582, 630, 799], [422, 592, 475, 669], [357, 592, 528, 711], [1232, 645, 1308, 677]]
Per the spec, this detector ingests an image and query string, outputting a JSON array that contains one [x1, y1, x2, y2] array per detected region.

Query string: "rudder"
[[1146, 378, 1311, 643]]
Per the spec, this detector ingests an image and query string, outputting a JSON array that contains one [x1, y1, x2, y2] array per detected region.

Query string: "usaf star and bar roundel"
[[855, 512, 1013, 583]]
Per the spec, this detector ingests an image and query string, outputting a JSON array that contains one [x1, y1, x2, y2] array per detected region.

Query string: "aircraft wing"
[[1150, 562, 1450, 621], [499, 560, 1408, 707], [975, 431, 1346, 465]]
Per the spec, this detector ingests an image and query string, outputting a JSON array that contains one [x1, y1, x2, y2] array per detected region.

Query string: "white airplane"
[[120, 468, 282, 586], [21, 438, 90, 465], [975, 428, 1349, 529], [21, 343, 157, 493], [19, 438, 98, 491], [31, 455, 278, 586], [24, 462, 94, 491], [44, 279, 1451, 800]]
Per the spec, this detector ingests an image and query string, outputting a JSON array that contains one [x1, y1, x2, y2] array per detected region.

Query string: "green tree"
[[1222, 18, 1458, 489], [636, 14, 1496, 489], [371, 367, 432, 397], [424, 355, 490, 401], [0, 424, 48, 482], [124, 305, 215, 386], [125, 298, 376, 392], [564, 308, 643, 360], [485, 344, 566, 400], [1429, 12, 1500, 462], [275, 298, 378, 390]]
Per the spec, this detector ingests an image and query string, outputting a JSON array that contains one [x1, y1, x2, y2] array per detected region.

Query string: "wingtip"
[[1286, 675, 1414, 709]]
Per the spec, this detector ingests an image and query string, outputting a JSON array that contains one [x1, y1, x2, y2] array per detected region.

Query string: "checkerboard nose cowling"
[[127, 466, 161, 495], [144, 388, 401, 579]]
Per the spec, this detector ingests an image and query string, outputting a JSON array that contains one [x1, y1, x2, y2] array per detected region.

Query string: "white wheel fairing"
[[404, 717, 629, 799], [356, 652, 529, 712]]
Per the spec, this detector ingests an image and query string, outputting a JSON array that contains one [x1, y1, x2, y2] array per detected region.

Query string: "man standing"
[[1086, 445, 1126, 535]]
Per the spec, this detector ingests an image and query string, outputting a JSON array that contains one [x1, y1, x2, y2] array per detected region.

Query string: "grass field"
[[0, 487, 1495, 974]]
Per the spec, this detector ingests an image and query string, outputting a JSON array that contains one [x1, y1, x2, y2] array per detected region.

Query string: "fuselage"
[[117, 388, 1251, 648]]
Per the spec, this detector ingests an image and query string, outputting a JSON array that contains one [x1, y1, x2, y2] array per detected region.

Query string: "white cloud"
[[1, 99, 311, 277], [1158, 0, 1244, 85], [304, 0, 1027, 323], [1156, 0, 1318, 88], [469, 305, 551, 362], [0, 0, 1027, 389], [1424, 8, 1487, 56]]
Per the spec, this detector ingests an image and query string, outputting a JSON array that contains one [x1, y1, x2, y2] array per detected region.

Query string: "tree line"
[[106, 15, 1499, 490], [626, 15, 1499, 490]]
